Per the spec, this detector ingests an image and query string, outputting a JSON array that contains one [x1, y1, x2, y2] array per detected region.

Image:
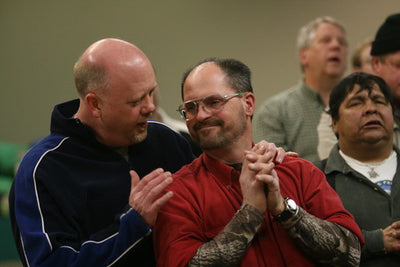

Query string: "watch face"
[[287, 198, 297, 211], [273, 198, 298, 222]]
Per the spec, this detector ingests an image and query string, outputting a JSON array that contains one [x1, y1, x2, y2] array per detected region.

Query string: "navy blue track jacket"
[[9, 99, 195, 266]]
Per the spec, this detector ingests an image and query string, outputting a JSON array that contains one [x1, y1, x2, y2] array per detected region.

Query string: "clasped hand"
[[240, 141, 286, 215]]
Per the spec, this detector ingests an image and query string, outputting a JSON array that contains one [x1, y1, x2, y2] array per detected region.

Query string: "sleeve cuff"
[[362, 229, 385, 255]]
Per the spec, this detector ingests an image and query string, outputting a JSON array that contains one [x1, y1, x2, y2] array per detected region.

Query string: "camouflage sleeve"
[[281, 207, 361, 266], [188, 204, 264, 267]]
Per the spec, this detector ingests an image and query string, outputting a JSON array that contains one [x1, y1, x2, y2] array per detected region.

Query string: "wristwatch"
[[273, 197, 298, 222]]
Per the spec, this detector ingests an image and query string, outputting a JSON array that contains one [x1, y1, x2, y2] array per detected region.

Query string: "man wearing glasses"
[[153, 58, 363, 266]]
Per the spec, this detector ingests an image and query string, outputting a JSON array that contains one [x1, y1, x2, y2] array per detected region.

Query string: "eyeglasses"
[[177, 92, 246, 121]]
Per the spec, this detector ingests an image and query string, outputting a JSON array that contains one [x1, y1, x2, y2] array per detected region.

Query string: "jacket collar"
[[324, 143, 400, 177]]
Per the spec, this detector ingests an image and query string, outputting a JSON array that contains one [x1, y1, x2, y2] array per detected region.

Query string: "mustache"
[[193, 119, 223, 131]]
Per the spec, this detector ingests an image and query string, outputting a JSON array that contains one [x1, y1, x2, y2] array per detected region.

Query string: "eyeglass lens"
[[181, 94, 240, 120]]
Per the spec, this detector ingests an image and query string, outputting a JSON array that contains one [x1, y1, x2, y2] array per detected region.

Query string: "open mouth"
[[328, 56, 340, 63], [364, 120, 382, 127]]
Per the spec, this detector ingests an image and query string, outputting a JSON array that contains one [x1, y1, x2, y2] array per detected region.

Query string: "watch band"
[[273, 197, 298, 222]]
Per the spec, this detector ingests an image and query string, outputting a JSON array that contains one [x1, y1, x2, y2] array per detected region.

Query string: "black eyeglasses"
[[177, 92, 246, 121]]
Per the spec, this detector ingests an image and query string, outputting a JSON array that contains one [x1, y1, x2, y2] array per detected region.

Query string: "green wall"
[[1, 0, 398, 145]]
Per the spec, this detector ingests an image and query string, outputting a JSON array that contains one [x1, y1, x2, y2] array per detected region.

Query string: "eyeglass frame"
[[177, 92, 247, 121]]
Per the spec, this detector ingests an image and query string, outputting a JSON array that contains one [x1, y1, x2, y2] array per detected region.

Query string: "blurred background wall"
[[1, 0, 398, 145], [0, 1, 399, 265]]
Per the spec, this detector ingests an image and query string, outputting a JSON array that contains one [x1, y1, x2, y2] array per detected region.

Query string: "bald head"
[[72, 38, 158, 147], [73, 38, 154, 97]]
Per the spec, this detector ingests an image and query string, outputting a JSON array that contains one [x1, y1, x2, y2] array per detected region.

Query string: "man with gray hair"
[[254, 16, 348, 161]]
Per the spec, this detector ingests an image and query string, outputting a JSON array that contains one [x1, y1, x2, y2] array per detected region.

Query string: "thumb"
[[130, 170, 140, 191]]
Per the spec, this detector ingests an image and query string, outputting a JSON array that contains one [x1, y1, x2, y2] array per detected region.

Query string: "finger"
[[256, 143, 267, 154], [145, 172, 173, 192], [255, 140, 269, 149], [248, 144, 275, 164], [150, 191, 174, 214], [252, 141, 267, 154], [140, 172, 173, 208], [248, 147, 275, 166], [253, 142, 277, 163], [141, 168, 165, 182], [130, 170, 140, 192], [129, 170, 142, 208], [132, 168, 164, 193], [245, 151, 259, 163], [254, 142, 286, 164], [275, 147, 285, 164], [261, 147, 277, 163], [286, 151, 299, 158], [392, 221, 400, 229], [130, 168, 168, 207], [256, 170, 280, 190], [255, 173, 276, 186], [248, 162, 275, 173]]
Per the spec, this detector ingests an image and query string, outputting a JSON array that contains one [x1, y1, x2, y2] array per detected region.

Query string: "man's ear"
[[371, 57, 381, 74], [243, 93, 256, 117], [85, 92, 102, 118], [299, 48, 308, 67], [332, 118, 339, 136]]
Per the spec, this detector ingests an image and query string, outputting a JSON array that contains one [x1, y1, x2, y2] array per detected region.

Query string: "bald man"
[[9, 38, 195, 266]]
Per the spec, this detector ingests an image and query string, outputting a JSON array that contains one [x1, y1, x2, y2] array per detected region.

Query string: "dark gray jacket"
[[315, 144, 400, 266]]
